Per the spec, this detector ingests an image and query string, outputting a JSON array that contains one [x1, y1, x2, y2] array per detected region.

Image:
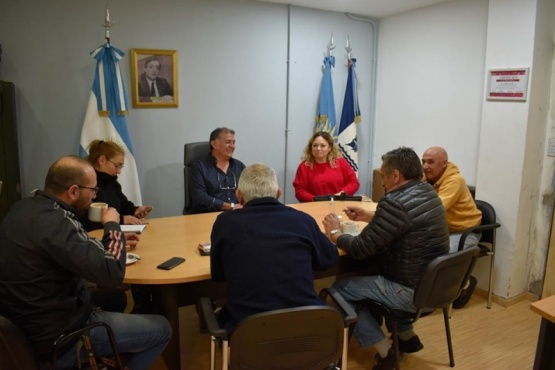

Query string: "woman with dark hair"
[[293, 131, 360, 202]]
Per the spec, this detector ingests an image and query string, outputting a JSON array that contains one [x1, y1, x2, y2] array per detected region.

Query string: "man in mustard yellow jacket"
[[422, 146, 482, 308]]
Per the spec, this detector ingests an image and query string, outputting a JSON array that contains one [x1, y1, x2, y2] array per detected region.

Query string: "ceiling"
[[255, 0, 454, 19]]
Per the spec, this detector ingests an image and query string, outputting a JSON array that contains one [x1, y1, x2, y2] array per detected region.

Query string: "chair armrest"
[[313, 195, 333, 202], [457, 222, 501, 251], [313, 194, 363, 202], [319, 287, 357, 326], [51, 321, 123, 369], [197, 297, 228, 339], [338, 193, 362, 201]]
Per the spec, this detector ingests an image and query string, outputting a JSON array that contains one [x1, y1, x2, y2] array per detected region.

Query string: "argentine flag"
[[338, 58, 361, 174], [80, 43, 142, 204], [315, 56, 337, 135]]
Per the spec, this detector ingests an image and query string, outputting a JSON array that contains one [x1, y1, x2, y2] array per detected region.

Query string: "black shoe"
[[453, 276, 477, 309], [373, 347, 398, 370], [397, 335, 423, 353]]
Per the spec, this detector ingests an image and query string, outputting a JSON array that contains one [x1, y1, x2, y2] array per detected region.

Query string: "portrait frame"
[[486, 67, 529, 102], [130, 48, 178, 108]]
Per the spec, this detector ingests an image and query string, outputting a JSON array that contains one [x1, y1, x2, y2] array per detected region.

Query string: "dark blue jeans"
[[333, 275, 416, 348]]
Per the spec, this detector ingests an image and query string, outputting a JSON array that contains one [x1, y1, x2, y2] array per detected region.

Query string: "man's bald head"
[[44, 156, 95, 195], [422, 146, 449, 183]]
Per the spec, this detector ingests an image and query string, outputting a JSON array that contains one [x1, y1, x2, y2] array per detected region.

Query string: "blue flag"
[[80, 43, 142, 204], [338, 58, 361, 173], [315, 56, 337, 135]]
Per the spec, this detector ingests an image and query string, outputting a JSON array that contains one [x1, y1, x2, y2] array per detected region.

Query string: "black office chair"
[[0, 314, 37, 369], [358, 246, 480, 370], [0, 314, 124, 369], [198, 287, 357, 370], [183, 141, 211, 214], [457, 200, 500, 309]]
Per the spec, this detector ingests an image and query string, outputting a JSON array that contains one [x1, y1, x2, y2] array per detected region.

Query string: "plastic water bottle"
[[329, 196, 342, 219], [329, 196, 336, 215]]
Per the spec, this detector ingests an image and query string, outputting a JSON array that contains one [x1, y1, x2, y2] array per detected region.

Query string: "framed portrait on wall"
[[130, 49, 178, 108]]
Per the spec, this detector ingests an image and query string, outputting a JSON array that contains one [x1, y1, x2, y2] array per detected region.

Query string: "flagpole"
[[346, 35, 352, 61], [103, 3, 114, 45], [338, 36, 360, 174], [316, 35, 337, 134], [327, 33, 335, 56], [80, 4, 143, 204]]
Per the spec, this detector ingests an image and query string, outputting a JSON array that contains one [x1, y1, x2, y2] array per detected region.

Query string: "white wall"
[[286, 8, 376, 201], [478, 0, 555, 298], [0, 0, 375, 215], [531, 0, 555, 294], [374, 0, 488, 184], [377, 0, 555, 300], [476, 0, 537, 299]]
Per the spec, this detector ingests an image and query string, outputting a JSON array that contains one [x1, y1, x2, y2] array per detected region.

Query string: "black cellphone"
[[156, 257, 185, 270]]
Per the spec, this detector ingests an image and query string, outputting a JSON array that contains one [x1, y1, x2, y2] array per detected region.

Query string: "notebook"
[[120, 224, 147, 234]]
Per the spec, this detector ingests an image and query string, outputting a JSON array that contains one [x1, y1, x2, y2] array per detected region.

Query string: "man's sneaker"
[[397, 335, 424, 353], [453, 276, 477, 309], [373, 347, 398, 370]]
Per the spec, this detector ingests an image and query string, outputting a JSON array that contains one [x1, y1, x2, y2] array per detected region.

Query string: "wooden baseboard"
[[474, 287, 539, 307]]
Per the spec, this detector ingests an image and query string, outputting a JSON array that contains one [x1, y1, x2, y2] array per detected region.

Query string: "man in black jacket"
[[323, 147, 449, 370], [0, 156, 170, 369]]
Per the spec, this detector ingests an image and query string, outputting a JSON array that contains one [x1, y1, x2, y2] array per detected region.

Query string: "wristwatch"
[[330, 229, 340, 235], [230, 203, 235, 210]]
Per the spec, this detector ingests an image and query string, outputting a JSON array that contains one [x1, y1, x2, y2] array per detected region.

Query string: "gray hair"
[[381, 146, 423, 180], [238, 163, 279, 203]]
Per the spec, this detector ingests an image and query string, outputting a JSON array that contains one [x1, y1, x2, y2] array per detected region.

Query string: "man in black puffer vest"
[[323, 147, 449, 370]]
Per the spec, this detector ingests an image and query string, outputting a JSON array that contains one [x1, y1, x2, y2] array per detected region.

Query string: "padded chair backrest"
[[183, 141, 211, 214], [413, 246, 480, 309], [0, 314, 39, 370], [230, 305, 344, 370], [475, 200, 497, 244], [313, 194, 363, 202]]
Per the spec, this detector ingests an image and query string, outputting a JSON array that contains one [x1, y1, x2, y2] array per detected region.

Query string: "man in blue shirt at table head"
[[189, 127, 246, 214], [210, 163, 339, 333]]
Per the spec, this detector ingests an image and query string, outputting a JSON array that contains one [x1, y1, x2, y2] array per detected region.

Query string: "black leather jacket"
[[337, 180, 449, 288], [0, 191, 126, 360]]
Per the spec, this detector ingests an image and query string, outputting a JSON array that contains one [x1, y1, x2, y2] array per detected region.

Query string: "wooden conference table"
[[530, 295, 555, 369], [93, 200, 376, 370]]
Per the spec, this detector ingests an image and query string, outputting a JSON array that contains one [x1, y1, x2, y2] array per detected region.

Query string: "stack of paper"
[[120, 224, 147, 234]]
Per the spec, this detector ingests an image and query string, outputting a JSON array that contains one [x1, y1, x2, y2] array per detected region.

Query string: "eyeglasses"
[[217, 172, 237, 190], [77, 185, 100, 195], [108, 159, 125, 170], [312, 143, 329, 149]]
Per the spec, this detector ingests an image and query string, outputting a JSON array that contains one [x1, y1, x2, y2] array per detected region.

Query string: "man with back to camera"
[[210, 163, 339, 333], [138, 55, 173, 102], [422, 146, 482, 308], [322, 147, 449, 370], [0, 156, 171, 369], [189, 127, 246, 214]]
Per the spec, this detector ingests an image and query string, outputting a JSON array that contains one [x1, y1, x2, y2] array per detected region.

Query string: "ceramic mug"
[[342, 221, 358, 235], [88, 202, 108, 222]]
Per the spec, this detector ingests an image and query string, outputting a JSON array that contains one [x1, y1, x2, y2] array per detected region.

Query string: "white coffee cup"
[[342, 221, 359, 235], [88, 202, 108, 222]]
